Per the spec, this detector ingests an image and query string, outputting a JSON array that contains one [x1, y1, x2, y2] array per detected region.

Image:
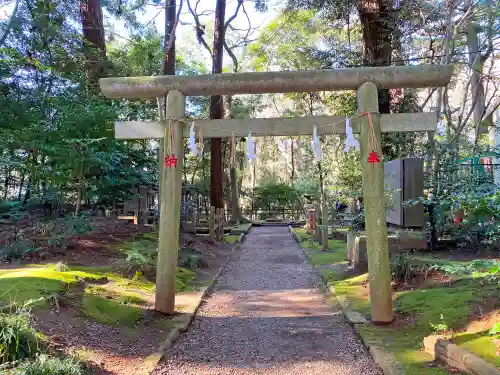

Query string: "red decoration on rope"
[[368, 151, 381, 164], [360, 111, 382, 165], [164, 154, 178, 168]]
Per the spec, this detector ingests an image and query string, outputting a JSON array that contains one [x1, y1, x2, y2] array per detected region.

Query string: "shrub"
[[123, 240, 157, 270], [391, 254, 423, 283], [0, 313, 41, 364], [179, 248, 206, 269], [14, 354, 85, 375], [63, 215, 93, 236]]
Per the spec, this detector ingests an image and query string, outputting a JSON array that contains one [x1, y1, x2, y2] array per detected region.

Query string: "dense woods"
[[0, 0, 498, 236]]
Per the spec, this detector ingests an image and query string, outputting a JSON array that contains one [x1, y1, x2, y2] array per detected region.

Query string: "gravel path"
[[152, 226, 382, 375]]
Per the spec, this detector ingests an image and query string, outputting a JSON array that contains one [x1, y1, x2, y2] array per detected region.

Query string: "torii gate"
[[99, 65, 453, 324]]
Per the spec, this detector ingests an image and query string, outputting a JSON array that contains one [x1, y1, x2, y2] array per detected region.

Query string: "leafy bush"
[[122, 238, 207, 271], [252, 183, 303, 219], [391, 254, 423, 283], [0, 240, 42, 262], [469, 259, 500, 283], [429, 314, 449, 333], [0, 313, 41, 364], [0, 201, 23, 215], [428, 263, 469, 276], [63, 215, 93, 236], [14, 354, 85, 375], [179, 248, 206, 269], [123, 240, 157, 270]]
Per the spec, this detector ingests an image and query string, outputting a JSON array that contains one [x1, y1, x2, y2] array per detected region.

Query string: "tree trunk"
[[80, 0, 107, 88], [75, 159, 84, 216], [427, 8, 454, 250], [18, 172, 25, 201], [210, 0, 226, 210], [225, 95, 243, 223], [3, 164, 9, 200], [291, 137, 295, 186], [162, 0, 176, 76], [357, 0, 393, 113], [466, 21, 490, 135]]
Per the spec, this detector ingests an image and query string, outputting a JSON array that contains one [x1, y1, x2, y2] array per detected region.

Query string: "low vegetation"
[[12, 354, 86, 375], [0, 312, 87, 374], [0, 313, 42, 364], [297, 224, 500, 374]]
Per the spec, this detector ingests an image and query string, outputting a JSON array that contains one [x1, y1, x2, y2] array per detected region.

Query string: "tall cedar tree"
[[80, 0, 107, 88], [210, 0, 226, 209]]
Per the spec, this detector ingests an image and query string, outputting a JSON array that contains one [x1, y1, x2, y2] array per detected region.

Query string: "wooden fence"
[[208, 206, 224, 242]]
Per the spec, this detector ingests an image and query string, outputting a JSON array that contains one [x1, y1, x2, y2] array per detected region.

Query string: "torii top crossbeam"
[[99, 65, 454, 99]]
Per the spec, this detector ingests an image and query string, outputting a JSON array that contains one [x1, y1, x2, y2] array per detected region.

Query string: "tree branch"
[[187, 0, 212, 56], [0, 0, 19, 48]]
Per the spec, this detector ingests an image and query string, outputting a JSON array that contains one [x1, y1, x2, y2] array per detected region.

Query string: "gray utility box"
[[384, 158, 425, 228]]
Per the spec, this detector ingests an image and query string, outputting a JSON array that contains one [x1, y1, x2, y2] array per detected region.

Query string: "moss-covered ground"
[[0, 230, 200, 328], [0, 263, 196, 327], [223, 234, 241, 244], [292, 227, 499, 373]]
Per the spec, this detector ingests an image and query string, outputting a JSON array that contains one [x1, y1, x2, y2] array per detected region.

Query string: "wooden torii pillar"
[[100, 65, 453, 322]]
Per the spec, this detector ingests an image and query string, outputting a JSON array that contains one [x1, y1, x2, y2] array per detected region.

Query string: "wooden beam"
[[155, 90, 185, 315], [100, 65, 454, 99], [358, 82, 393, 324], [115, 113, 437, 139]]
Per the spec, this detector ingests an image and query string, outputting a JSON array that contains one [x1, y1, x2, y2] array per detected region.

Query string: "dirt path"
[[152, 226, 382, 375]]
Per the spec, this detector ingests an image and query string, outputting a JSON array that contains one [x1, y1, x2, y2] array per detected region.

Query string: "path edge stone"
[[143, 241, 240, 375], [288, 225, 404, 375]]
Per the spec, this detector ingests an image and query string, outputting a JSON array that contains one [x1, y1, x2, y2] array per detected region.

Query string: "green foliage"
[[122, 240, 158, 270], [252, 183, 302, 218], [62, 215, 93, 237], [14, 354, 85, 375], [429, 314, 449, 333], [120, 236, 206, 271], [178, 248, 206, 269], [391, 254, 423, 283], [489, 322, 500, 336], [469, 259, 500, 283], [0, 240, 43, 263], [0, 313, 41, 364], [427, 263, 466, 275]]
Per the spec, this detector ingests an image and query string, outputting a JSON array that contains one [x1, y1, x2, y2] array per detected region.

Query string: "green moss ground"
[[81, 294, 142, 327], [223, 234, 241, 244], [295, 229, 500, 373], [332, 273, 499, 373], [0, 263, 197, 327], [453, 331, 500, 368], [292, 227, 348, 263]]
